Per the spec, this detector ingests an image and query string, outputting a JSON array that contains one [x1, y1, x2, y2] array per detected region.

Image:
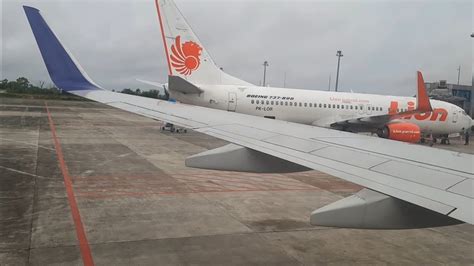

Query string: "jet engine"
[[377, 123, 421, 143]]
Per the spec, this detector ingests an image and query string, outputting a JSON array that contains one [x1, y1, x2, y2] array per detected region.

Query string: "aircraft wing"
[[24, 6, 473, 228], [75, 89, 474, 225]]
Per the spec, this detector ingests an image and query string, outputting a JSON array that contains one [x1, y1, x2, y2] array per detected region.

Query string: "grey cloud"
[[2, 0, 472, 95]]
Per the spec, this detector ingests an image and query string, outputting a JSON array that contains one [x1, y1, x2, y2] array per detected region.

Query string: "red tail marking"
[[417, 71, 432, 112], [155, 0, 172, 75], [170, 35, 202, 76]]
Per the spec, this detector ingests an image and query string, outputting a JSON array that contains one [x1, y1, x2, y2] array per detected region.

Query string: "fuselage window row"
[[250, 99, 385, 112]]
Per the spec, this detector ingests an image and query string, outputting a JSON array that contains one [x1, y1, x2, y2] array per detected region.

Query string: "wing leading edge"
[[24, 6, 473, 226]]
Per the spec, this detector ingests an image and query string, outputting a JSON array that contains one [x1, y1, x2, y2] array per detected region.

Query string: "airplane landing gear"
[[440, 135, 450, 145]]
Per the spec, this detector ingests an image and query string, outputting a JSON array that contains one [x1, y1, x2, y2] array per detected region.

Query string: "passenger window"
[[355, 106, 358, 110], [304, 103, 307, 107], [299, 102, 302, 107], [281, 101, 284, 105], [319, 104, 322, 108], [341, 105, 344, 109], [309, 103, 312, 107], [337, 105, 340, 109], [251, 100, 254, 104], [332, 104, 336, 108], [285, 102, 288, 106], [256, 100, 259, 104], [271, 101, 274, 105], [266, 100, 269, 105], [275, 101, 278, 105], [290, 102, 293, 106], [328, 104, 331, 108]]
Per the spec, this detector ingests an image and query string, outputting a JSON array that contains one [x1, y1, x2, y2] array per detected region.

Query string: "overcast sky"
[[2, 0, 472, 96]]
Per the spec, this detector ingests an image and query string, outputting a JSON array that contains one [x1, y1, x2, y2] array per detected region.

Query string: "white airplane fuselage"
[[171, 85, 472, 136]]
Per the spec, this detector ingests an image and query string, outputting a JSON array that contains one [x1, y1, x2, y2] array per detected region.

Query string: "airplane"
[[23, 4, 473, 229], [137, 0, 473, 145]]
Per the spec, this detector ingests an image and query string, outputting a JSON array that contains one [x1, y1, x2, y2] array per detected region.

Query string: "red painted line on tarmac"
[[45, 102, 95, 266]]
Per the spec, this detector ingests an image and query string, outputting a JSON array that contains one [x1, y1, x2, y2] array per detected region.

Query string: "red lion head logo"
[[170, 36, 202, 76]]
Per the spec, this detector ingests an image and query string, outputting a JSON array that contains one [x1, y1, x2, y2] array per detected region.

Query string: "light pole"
[[263, 61, 269, 87], [335, 50, 343, 92], [457, 65, 461, 85]]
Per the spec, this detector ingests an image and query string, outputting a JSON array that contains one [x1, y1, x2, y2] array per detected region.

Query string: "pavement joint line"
[[72, 227, 330, 247], [27, 112, 41, 265], [45, 101, 95, 266], [0, 138, 55, 151], [0, 165, 53, 179], [173, 173, 314, 189], [75, 187, 321, 200]]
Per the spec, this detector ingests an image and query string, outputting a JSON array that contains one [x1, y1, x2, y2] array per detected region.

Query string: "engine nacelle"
[[377, 123, 421, 143]]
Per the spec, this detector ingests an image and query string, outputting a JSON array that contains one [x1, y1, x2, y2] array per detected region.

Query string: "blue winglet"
[[23, 6, 101, 91]]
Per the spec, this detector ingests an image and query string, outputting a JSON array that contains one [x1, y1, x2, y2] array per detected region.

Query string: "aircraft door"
[[452, 108, 458, 123], [228, 92, 237, 112]]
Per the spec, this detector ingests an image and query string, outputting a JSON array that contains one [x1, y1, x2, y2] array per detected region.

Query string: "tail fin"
[[23, 6, 102, 91], [416, 71, 432, 112], [155, 0, 252, 86]]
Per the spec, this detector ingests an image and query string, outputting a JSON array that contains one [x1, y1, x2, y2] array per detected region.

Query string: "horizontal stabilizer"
[[311, 188, 461, 229], [168, 76, 203, 94], [23, 6, 102, 91], [186, 144, 310, 173]]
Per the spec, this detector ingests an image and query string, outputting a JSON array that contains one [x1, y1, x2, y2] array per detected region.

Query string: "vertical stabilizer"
[[416, 71, 432, 112], [24, 6, 102, 91], [155, 0, 252, 86]]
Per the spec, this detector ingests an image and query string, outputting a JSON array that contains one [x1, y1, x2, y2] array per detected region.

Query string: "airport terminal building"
[[425, 80, 474, 117]]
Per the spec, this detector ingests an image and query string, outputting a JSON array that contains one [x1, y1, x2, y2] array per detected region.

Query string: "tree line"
[[118, 88, 168, 100], [1, 77, 167, 100]]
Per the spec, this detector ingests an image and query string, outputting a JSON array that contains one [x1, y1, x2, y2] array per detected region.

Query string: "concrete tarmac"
[[1, 98, 473, 265]]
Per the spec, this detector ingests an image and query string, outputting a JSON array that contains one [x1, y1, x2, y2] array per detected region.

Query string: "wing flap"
[[371, 161, 466, 190], [311, 147, 390, 169], [448, 179, 474, 198], [263, 135, 328, 153], [199, 124, 468, 220]]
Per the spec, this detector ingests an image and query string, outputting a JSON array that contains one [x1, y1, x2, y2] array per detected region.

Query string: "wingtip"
[[23, 6, 40, 12]]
